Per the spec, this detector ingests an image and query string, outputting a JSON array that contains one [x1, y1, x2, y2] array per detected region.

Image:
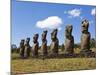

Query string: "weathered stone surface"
[[50, 29, 59, 55], [19, 39, 25, 58], [81, 19, 90, 50], [24, 38, 31, 58], [65, 25, 74, 54], [41, 30, 48, 56], [32, 34, 39, 56], [80, 19, 92, 57]]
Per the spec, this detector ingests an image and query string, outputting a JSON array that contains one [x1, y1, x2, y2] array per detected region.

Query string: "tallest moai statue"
[[81, 19, 92, 56]]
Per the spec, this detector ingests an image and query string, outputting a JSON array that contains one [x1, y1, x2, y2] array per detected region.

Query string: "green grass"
[[11, 48, 96, 74], [11, 53, 96, 74]]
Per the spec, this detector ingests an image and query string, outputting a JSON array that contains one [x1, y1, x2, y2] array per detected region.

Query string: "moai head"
[[26, 38, 30, 43], [51, 29, 58, 41], [25, 37, 30, 45], [20, 39, 25, 47], [42, 30, 48, 41], [33, 34, 39, 43], [65, 25, 73, 38], [81, 19, 89, 33]]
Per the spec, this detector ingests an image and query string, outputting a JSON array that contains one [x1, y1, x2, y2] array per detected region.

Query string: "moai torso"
[[50, 29, 59, 54], [24, 38, 31, 58], [65, 25, 74, 54], [20, 39, 25, 58], [81, 19, 91, 51], [81, 32, 90, 50], [32, 34, 39, 56], [41, 30, 48, 55]]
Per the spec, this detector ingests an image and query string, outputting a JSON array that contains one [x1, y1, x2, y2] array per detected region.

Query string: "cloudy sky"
[[12, 0, 96, 47]]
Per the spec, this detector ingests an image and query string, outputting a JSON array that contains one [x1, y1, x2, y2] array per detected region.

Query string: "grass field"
[[11, 53, 96, 74]]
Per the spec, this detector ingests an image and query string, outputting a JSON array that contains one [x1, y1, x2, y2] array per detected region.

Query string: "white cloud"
[[91, 8, 96, 16], [36, 16, 63, 29], [67, 9, 81, 17]]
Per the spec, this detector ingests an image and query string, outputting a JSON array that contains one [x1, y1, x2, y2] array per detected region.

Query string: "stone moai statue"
[[19, 39, 25, 58], [50, 29, 59, 55], [65, 25, 74, 54], [41, 30, 48, 56], [81, 19, 91, 56], [24, 38, 31, 58], [32, 34, 39, 56]]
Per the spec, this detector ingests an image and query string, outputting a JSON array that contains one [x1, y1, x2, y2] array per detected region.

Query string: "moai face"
[[33, 34, 39, 43], [42, 30, 48, 41], [65, 25, 73, 38], [81, 19, 89, 33], [51, 29, 58, 41]]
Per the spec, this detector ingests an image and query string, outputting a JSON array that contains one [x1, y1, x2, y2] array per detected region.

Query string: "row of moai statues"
[[19, 19, 94, 58]]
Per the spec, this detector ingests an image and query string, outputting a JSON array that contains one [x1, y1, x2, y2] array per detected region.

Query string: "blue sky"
[[12, 0, 96, 47]]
